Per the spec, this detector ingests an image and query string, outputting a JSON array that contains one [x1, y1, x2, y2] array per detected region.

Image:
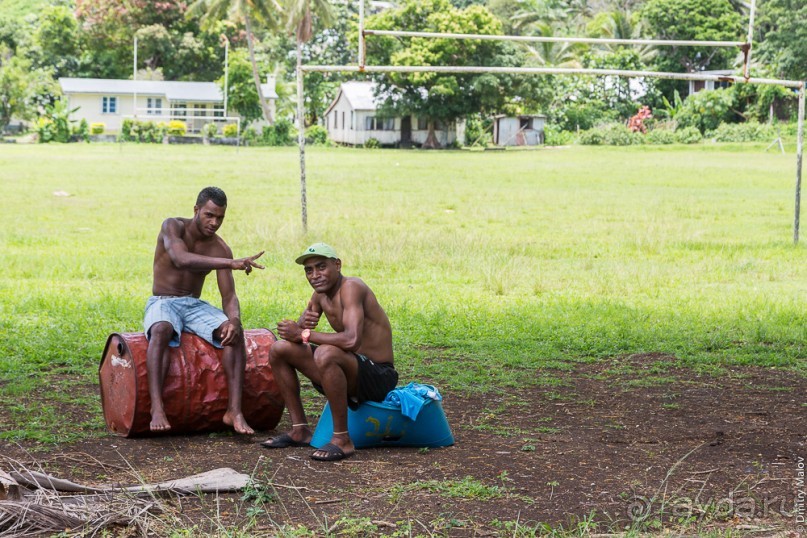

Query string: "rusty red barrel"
[[99, 329, 284, 437]]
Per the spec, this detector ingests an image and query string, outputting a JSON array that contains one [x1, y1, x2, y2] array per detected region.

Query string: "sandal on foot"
[[260, 433, 309, 449], [310, 443, 354, 462]]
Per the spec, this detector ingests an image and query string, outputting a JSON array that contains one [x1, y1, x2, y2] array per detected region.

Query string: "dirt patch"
[[2, 355, 804, 535]]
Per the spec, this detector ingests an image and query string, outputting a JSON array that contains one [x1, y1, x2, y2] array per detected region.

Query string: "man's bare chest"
[[320, 300, 344, 331]]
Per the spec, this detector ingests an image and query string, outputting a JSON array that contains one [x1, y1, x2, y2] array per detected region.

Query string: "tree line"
[[0, 0, 804, 138]]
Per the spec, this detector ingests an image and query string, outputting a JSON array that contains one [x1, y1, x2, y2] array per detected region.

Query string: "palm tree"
[[285, 0, 333, 233], [513, 0, 593, 35], [285, 0, 334, 127], [586, 9, 656, 63], [522, 22, 584, 68], [189, 0, 282, 125]]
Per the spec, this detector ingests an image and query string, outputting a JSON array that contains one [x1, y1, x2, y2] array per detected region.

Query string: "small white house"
[[493, 115, 546, 146], [59, 76, 278, 133], [688, 70, 734, 96], [323, 81, 457, 147]]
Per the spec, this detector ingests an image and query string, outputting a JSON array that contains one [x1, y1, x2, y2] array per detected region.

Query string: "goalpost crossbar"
[[301, 64, 804, 90], [362, 29, 746, 49]]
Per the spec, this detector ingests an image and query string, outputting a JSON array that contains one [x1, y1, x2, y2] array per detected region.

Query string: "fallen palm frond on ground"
[[9, 467, 250, 495], [0, 456, 251, 537], [0, 489, 160, 537]]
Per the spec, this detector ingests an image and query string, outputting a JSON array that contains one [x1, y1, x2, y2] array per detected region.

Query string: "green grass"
[[1, 143, 806, 439], [390, 475, 507, 502]]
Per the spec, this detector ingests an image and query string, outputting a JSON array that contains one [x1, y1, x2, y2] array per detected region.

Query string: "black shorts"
[[311, 348, 398, 410]]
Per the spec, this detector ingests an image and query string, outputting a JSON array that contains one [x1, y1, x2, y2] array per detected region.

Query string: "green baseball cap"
[[295, 243, 339, 264]]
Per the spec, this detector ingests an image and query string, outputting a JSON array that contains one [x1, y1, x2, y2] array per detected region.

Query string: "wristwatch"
[[301, 328, 311, 344]]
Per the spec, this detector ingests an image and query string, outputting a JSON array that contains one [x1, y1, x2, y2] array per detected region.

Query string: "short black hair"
[[196, 186, 227, 207]]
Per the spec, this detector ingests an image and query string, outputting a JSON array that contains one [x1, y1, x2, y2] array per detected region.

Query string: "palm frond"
[[284, 0, 334, 42]]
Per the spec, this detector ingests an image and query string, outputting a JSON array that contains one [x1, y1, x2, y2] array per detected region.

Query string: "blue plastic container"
[[311, 399, 454, 449]]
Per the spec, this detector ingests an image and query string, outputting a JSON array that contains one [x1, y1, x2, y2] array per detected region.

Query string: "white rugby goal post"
[[295, 0, 805, 243]]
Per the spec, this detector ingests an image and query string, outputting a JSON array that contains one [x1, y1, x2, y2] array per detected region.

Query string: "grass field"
[[1, 142, 805, 442]]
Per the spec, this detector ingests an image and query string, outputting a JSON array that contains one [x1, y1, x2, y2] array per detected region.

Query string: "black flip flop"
[[310, 443, 354, 461], [260, 433, 309, 449]]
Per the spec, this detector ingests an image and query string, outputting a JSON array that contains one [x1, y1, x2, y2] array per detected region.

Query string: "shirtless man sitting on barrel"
[[144, 186, 264, 434]]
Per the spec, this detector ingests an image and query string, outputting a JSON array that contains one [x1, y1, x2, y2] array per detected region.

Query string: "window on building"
[[367, 116, 395, 130], [520, 117, 532, 130], [172, 102, 188, 117], [102, 96, 117, 114], [342, 112, 345, 130], [380, 117, 395, 130], [146, 98, 162, 115], [213, 107, 224, 118], [194, 104, 206, 117]]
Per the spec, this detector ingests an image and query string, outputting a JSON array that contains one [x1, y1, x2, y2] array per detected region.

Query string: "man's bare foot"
[[223, 411, 254, 435], [150, 412, 172, 432]]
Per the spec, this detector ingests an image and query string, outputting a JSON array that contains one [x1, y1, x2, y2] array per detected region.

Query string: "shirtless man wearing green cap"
[[262, 243, 398, 461]]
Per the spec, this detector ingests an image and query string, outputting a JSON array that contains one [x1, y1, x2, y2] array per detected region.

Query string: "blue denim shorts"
[[143, 296, 228, 348]]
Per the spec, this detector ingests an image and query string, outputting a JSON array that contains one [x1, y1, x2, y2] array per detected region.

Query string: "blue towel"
[[383, 383, 442, 420]]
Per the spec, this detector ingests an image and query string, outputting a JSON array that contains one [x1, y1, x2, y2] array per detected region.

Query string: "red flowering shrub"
[[628, 106, 653, 133]]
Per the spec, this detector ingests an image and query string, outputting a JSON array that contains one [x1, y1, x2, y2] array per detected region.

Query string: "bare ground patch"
[[1, 355, 804, 535]]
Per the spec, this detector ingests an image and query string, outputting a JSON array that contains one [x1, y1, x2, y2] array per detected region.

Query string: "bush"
[[242, 126, 258, 144], [578, 128, 605, 145], [119, 119, 167, 143], [364, 138, 381, 149], [674, 126, 702, 144], [71, 119, 90, 142], [261, 119, 295, 146], [731, 80, 796, 123], [145, 121, 167, 143], [782, 122, 799, 137], [119, 119, 134, 142], [36, 99, 74, 143], [579, 123, 643, 146], [156, 122, 169, 141], [464, 115, 492, 147], [706, 121, 777, 142], [556, 101, 618, 132], [35, 117, 55, 143], [167, 120, 186, 136], [305, 124, 329, 145], [222, 123, 239, 138], [645, 129, 676, 145], [543, 124, 575, 146], [202, 123, 218, 139], [90, 122, 105, 135], [676, 89, 734, 133]]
